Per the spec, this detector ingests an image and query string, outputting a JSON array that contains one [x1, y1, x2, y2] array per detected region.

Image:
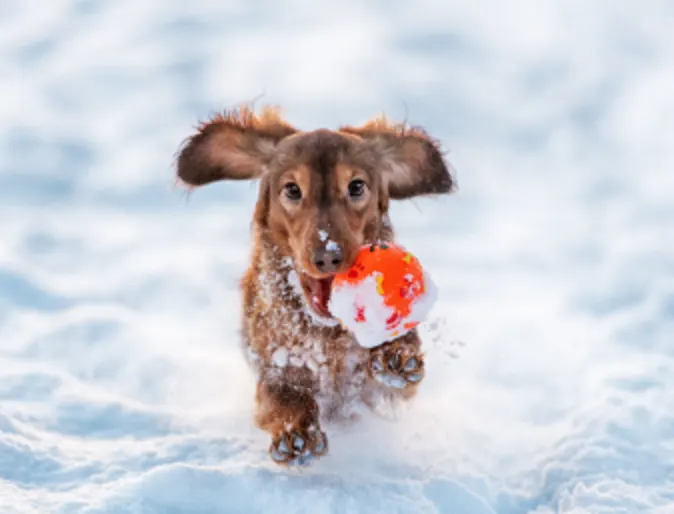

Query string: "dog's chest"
[[268, 336, 328, 380], [244, 255, 373, 412], [265, 329, 369, 417], [248, 300, 369, 397]]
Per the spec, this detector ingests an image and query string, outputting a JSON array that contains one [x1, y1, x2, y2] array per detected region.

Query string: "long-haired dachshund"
[[175, 105, 454, 466]]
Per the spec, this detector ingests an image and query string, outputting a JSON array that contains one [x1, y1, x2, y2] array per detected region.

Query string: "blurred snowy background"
[[1, 1, 673, 513]]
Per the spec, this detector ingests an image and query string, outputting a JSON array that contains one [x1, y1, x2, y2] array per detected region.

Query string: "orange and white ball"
[[328, 243, 437, 348]]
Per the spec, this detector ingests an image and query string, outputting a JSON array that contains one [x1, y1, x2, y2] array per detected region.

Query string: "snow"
[[328, 270, 437, 349], [2, 1, 674, 513], [271, 347, 289, 368], [330, 274, 396, 348]]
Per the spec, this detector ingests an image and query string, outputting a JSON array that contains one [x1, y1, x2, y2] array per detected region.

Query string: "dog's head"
[[176, 106, 455, 319]]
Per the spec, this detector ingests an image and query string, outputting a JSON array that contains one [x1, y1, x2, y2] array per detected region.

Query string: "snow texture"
[[1, 1, 674, 513], [329, 270, 437, 349]]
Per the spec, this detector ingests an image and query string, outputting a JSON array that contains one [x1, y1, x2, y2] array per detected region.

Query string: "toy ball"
[[328, 243, 437, 348]]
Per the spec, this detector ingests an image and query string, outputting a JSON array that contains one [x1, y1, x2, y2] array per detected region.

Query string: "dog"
[[175, 105, 454, 466]]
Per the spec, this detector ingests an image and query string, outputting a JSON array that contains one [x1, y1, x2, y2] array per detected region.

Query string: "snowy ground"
[[2, 1, 674, 513]]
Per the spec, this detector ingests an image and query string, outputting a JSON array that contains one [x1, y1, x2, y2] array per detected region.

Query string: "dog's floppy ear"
[[176, 105, 297, 187], [341, 117, 455, 200]]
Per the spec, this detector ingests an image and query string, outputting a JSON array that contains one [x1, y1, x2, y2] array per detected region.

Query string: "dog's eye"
[[283, 182, 302, 201], [348, 179, 366, 199]]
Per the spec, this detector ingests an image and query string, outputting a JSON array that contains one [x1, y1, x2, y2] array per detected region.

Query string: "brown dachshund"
[[175, 105, 454, 466]]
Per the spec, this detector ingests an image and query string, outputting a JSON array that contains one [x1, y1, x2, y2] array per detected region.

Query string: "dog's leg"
[[255, 370, 328, 466], [368, 330, 425, 391]]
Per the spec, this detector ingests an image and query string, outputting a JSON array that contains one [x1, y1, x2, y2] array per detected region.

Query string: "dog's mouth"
[[301, 274, 335, 318]]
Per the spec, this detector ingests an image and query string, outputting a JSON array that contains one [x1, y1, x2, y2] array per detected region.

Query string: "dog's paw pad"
[[374, 373, 408, 388], [403, 357, 419, 372], [407, 372, 424, 383], [370, 340, 425, 389], [269, 424, 328, 466]]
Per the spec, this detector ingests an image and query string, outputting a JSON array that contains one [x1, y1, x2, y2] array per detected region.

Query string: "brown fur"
[[175, 105, 455, 465]]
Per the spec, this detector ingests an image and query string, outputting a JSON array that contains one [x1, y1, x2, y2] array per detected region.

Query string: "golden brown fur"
[[175, 105, 455, 466]]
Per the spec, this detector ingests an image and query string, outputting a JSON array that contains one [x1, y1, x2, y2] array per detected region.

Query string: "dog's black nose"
[[313, 246, 343, 274]]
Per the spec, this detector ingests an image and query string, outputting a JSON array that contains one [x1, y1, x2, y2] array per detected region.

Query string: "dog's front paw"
[[269, 421, 328, 467], [369, 339, 425, 389]]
